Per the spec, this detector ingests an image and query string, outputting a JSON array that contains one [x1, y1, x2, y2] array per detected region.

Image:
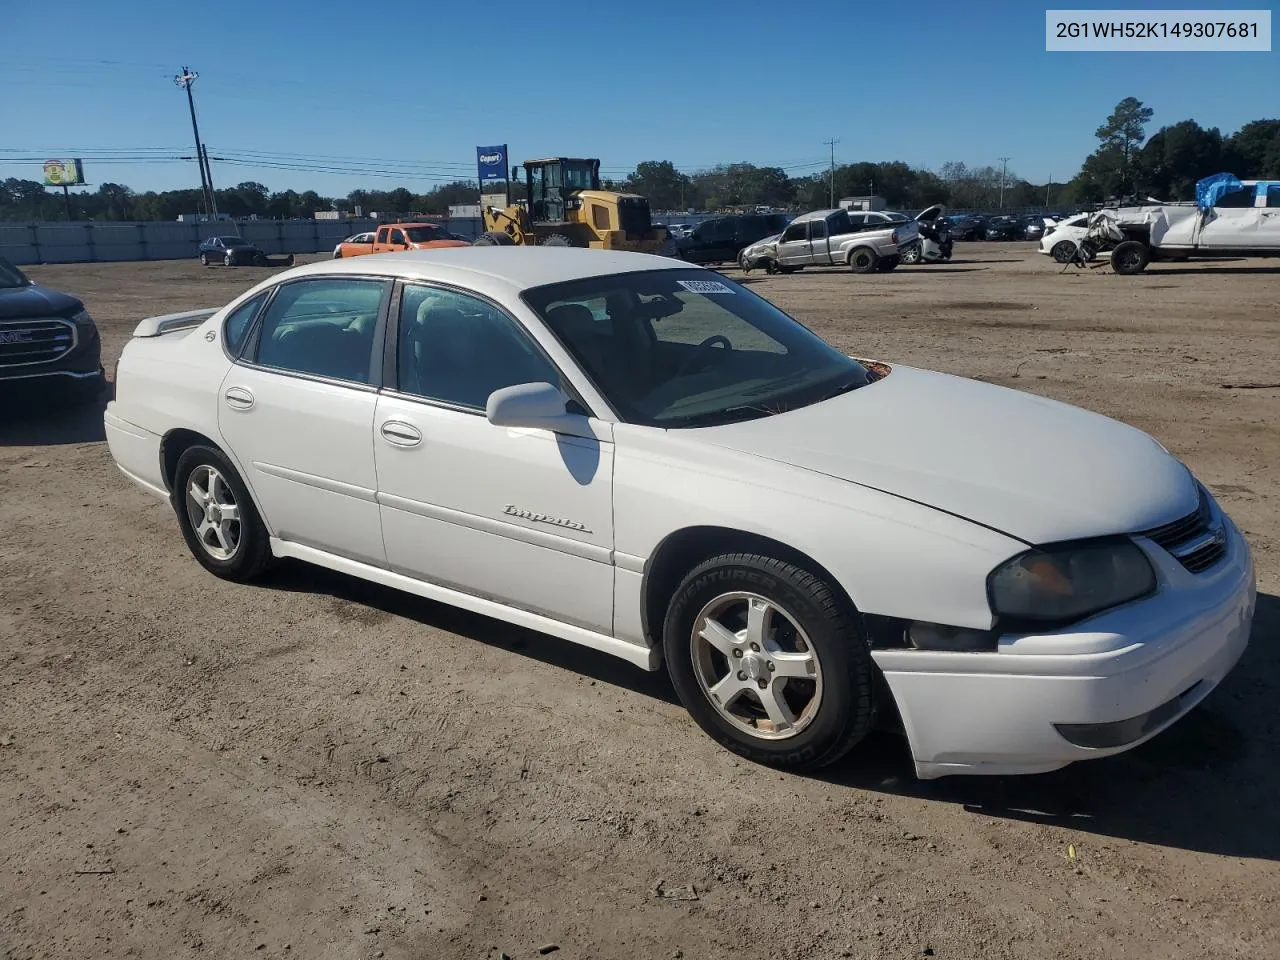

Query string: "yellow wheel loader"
[[474, 157, 674, 254]]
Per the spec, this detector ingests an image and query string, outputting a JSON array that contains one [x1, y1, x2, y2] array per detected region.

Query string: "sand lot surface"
[[2, 245, 1277, 960]]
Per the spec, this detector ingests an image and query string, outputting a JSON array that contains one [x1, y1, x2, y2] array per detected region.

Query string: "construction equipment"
[[474, 157, 674, 254]]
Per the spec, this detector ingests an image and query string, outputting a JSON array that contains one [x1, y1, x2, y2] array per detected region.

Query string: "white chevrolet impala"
[[104, 248, 1256, 778]]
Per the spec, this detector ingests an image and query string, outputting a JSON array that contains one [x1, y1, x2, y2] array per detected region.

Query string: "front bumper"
[[874, 514, 1256, 778]]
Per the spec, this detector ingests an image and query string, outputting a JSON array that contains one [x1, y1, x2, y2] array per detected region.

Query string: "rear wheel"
[[172, 446, 273, 582], [1110, 240, 1150, 275], [848, 247, 878, 274], [663, 553, 876, 771], [541, 234, 573, 247], [473, 231, 515, 247]]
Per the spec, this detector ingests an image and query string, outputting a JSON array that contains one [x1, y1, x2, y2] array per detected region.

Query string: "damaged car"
[[105, 247, 1255, 779]]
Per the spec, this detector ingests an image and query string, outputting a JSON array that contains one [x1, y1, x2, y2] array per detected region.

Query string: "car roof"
[[277, 246, 699, 293], [790, 209, 842, 223]]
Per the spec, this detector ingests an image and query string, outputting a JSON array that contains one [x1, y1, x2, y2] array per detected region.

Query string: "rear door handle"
[[224, 386, 254, 410], [380, 420, 422, 447]]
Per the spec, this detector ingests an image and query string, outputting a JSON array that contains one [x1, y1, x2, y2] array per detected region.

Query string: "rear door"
[[1196, 183, 1259, 248], [217, 275, 392, 565], [807, 218, 832, 264], [775, 221, 811, 265], [1257, 184, 1280, 249]]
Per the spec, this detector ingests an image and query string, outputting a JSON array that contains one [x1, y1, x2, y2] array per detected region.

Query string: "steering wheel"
[[674, 335, 732, 379]]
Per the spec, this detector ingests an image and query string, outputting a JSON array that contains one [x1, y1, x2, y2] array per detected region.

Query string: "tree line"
[[2, 101, 1276, 222]]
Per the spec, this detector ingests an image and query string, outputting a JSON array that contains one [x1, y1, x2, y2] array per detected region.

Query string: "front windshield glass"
[[405, 226, 444, 242], [562, 162, 598, 190], [523, 269, 871, 428], [0, 257, 31, 289]]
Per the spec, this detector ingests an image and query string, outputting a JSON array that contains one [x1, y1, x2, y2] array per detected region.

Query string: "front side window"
[[252, 278, 389, 384], [1266, 185, 1280, 208], [524, 269, 872, 427], [389, 229, 407, 245], [397, 285, 562, 410], [223, 293, 267, 357], [1214, 186, 1255, 208], [780, 223, 807, 243]]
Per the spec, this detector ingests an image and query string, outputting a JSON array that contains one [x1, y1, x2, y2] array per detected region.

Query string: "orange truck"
[[333, 222, 470, 258]]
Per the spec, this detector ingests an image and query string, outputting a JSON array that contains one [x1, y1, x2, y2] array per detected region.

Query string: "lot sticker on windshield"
[[678, 279, 735, 295]]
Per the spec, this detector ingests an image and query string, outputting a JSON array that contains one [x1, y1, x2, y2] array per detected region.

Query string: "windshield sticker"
[[677, 279, 735, 295]]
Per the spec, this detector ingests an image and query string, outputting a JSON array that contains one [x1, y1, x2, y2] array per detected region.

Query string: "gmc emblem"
[[0, 330, 34, 344]]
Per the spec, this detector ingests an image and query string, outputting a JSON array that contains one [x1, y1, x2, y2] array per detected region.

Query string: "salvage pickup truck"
[[1102, 176, 1280, 274], [770, 208, 917, 273], [333, 222, 470, 258]]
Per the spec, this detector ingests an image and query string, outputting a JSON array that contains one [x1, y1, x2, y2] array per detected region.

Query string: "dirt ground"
[[2, 244, 1278, 960]]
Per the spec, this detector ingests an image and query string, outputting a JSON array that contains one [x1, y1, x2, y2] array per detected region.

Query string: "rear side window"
[[224, 293, 267, 358], [1266, 185, 1280, 208], [252, 278, 390, 384], [1214, 185, 1255, 208]]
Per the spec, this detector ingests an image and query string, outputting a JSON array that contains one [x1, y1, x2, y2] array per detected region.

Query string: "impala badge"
[[504, 504, 591, 533]]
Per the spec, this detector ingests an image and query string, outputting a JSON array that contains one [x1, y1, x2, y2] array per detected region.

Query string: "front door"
[[1197, 182, 1260, 248], [775, 221, 812, 266], [372, 282, 616, 633], [217, 275, 392, 566]]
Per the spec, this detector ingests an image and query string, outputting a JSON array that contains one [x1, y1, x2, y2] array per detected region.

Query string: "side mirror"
[[486, 382, 571, 429]]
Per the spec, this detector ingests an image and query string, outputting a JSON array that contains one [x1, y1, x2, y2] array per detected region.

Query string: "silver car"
[[773, 208, 917, 273]]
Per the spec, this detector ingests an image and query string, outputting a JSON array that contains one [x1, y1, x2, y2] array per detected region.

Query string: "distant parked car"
[[199, 236, 295, 268], [676, 213, 793, 265], [983, 218, 1025, 241], [946, 216, 987, 241], [1023, 218, 1047, 241], [0, 255, 105, 403], [333, 231, 375, 259]]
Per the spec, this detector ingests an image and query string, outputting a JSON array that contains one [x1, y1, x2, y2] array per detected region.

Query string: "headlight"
[[988, 538, 1156, 626]]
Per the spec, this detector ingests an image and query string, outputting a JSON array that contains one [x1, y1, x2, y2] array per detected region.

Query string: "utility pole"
[[1046, 175, 1052, 206], [998, 156, 1010, 209], [824, 138, 839, 208], [200, 143, 219, 218], [175, 67, 217, 222]]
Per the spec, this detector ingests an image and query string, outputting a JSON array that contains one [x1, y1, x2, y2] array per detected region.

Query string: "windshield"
[[405, 226, 445, 242], [562, 162, 598, 190], [523, 269, 872, 428], [0, 257, 31, 289]]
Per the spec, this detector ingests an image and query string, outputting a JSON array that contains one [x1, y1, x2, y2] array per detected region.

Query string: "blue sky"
[[2, 0, 1276, 199]]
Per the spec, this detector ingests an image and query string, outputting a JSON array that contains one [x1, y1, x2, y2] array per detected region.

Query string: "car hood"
[[695, 365, 1196, 544], [0, 283, 81, 319]]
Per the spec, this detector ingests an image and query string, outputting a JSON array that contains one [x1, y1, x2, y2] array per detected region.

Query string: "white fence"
[[0, 218, 391, 266]]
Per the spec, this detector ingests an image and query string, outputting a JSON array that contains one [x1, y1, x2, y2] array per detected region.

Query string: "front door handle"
[[224, 386, 254, 410], [380, 420, 422, 447]]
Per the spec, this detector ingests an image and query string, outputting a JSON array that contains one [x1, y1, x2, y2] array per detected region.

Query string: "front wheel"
[[172, 445, 273, 581], [1110, 240, 1150, 275], [1050, 240, 1077, 263], [223, 252, 234, 267], [199, 252, 209, 266], [899, 241, 922, 265], [663, 553, 876, 771]]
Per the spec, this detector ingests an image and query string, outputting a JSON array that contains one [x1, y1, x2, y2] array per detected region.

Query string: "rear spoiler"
[[131, 308, 219, 338]]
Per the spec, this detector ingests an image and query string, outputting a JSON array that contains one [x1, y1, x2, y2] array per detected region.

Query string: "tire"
[[875, 257, 898, 272], [223, 252, 234, 267], [473, 231, 515, 247], [663, 553, 876, 771], [1050, 240, 1076, 263], [172, 445, 273, 582], [199, 252, 209, 266], [1110, 240, 1150, 275], [899, 241, 921, 265], [848, 247, 878, 274], [542, 234, 573, 247]]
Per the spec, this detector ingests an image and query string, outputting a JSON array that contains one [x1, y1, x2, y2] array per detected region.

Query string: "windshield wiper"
[[662, 403, 782, 428], [818, 378, 868, 402]]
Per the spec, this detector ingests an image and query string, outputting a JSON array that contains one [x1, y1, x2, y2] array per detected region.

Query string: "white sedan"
[[104, 248, 1255, 778], [1039, 213, 1094, 262]]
